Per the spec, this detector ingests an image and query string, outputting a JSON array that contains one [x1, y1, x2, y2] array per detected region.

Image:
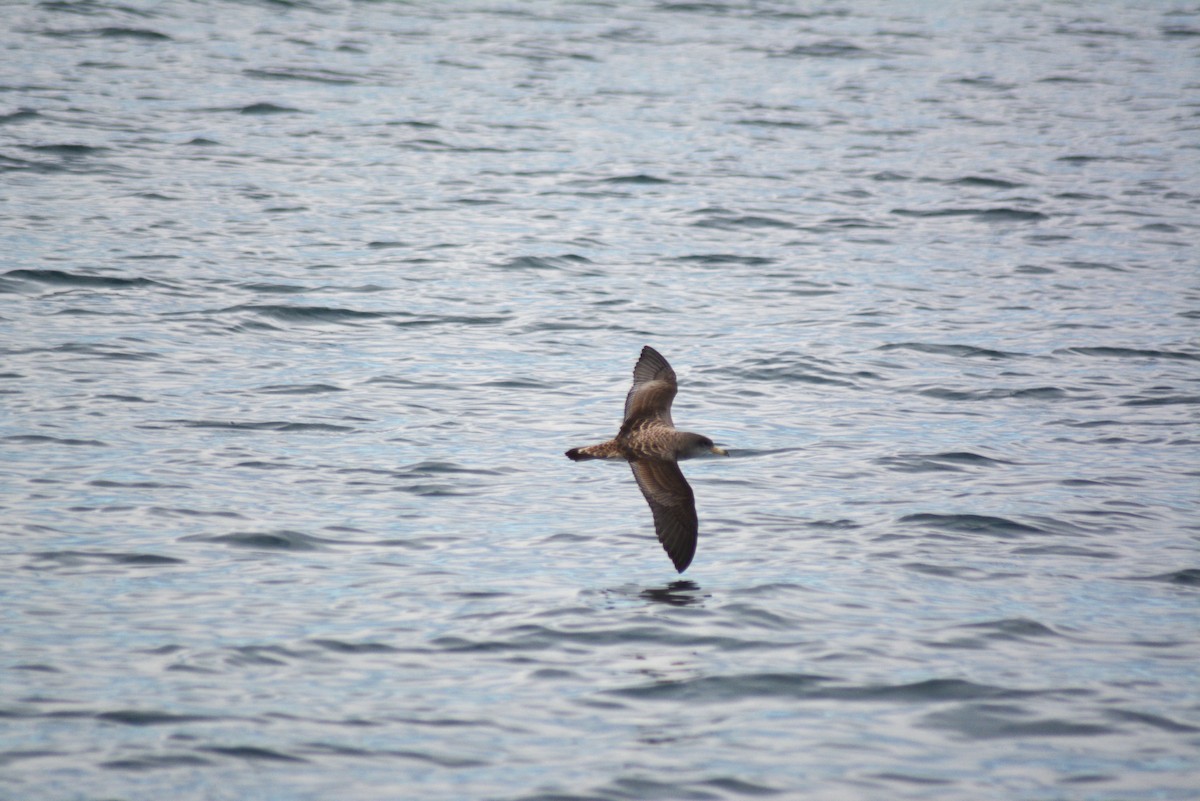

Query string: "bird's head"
[[679, 433, 729, 460]]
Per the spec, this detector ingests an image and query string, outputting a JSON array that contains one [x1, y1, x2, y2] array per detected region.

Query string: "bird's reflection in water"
[[639, 579, 706, 607]]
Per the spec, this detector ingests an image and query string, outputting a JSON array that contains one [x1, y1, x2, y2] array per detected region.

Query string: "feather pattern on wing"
[[622, 345, 676, 430], [629, 458, 698, 573]]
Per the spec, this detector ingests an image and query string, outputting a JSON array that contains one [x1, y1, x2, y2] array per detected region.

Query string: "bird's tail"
[[565, 441, 622, 461]]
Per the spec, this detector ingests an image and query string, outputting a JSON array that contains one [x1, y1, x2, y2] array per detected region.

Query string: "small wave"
[[256, 383, 346, 395], [243, 68, 360, 85], [780, 40, 870, 58], [922, 706, 1115, 740], [1122, 394, 1199, 407], [88, 479, 190, 489], [900, 513, 1045, 538], [1121, 569, 1200, 586], [691, 214, 796, 230], [917, 386, 1067, 401], [736, 117, 816, 129], [310, 639, 398, 654], [891, 206, 1048, 222], [496, 254, 592, 271], [608, 674, 1032, 703], [0, 109, 39, 125], [223, 304, 387, 324], [183, 531, 333, 551], [947, 176, 1026, 189], [200, 746, 306, 763], [74, 27, 172, 41], [7, 266, 163, 287], [30, 550, 184, 567], [231, 103, 302, 115], [168, 419, 355, 432], [3, 434, 107, 447], [23, 143, 107, 156], [879, 342, 1025, 359], [601, 174, 671, 184], [877, 451, 1010, 473], [101, 754, 214, 771], [1060, 346, 1199, 362], [96, 710, 214, 726], [671, 254, 777, 266]]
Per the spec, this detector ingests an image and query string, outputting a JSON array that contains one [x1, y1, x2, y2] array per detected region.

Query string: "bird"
[[566, 346, 728, 572]]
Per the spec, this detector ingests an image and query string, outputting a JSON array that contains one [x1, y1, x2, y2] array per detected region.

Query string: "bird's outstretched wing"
[[629, 458, 698, 572], [622, 345, 677, 429]]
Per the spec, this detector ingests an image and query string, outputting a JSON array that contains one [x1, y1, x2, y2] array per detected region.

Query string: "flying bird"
[[566, 346, 728, 572]]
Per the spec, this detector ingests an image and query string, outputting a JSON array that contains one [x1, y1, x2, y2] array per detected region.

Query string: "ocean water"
[[1, 1, 1198, 799]]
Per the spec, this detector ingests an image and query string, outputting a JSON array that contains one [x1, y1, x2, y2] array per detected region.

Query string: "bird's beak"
[[711, 446, 729, 457]]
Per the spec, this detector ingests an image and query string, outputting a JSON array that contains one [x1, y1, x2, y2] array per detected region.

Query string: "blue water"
[[2, 2, 1198, 799]]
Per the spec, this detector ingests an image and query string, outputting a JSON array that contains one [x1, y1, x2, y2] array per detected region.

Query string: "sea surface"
[[1, 1, 1198, 799]]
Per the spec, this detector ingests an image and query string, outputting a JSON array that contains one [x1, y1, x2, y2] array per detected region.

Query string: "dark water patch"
[[921, 706, 1116, 740], [779, 40, 870, 58], [737, 117, 816, 129], [301, 742, 486, 767], [1011, 545, 1116, 559], [220, 303, 389, 325], [182, 530, 333, 551], [243, 68, 360, 85], [97, 710, 216, 726], [879, 342, 1025, 359], [23, 143, 107, 157], [692, 213, 796, 230], [366, 240, 408, 249], [947, 176, 1025, 189], [1162, 24, 1200, 38], [1122, 394, 1199, 407], [50, 342, 159, 361], [237, 102, 303, 115], [917, 385, 1068, 402], [256, 383, 346, 395], [310, 639, 398, 654], [1059, 347, 1199, 362], [29, 551, 184, 568], [1120, 569, 1200, 586], [1062, 260, 1125, 272], [958, 618, 1061, 640], [200, 745, 306, 763], [496, 254, 592, 271], [1105, 709, 1200, 733], [0, 109, 39, 125], [3, 434, 108, 447], [900, 514, 1046, 538], [168, 419, 355, 433], [891, 207, 1048, 222], [601, 174, 671, 184], [149, 507, 245, 520], [877, 451, 1011, 473], [479, 377, 554, 389], [608, 675, 1036, 704], [101, 754, 213, 771], [395, 460, 505, 477], [89, 479, 190, 490], [46, 26, 172, 41], [389, 314, 513, 329], [671, 254, 777, 266], [903, 563, 1000, 581]]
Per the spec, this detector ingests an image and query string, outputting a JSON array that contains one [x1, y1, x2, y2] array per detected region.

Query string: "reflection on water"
[[639, 580, 707, 608]]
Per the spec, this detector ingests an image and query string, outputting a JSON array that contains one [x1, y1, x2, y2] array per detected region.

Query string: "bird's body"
[[566, 346, 727, 572]]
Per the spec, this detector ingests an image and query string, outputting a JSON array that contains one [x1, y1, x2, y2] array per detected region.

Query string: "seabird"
[[566, 346, 728, 572]]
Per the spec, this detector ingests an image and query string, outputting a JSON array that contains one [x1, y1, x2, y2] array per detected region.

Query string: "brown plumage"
[[566, 346, 728, 572]]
